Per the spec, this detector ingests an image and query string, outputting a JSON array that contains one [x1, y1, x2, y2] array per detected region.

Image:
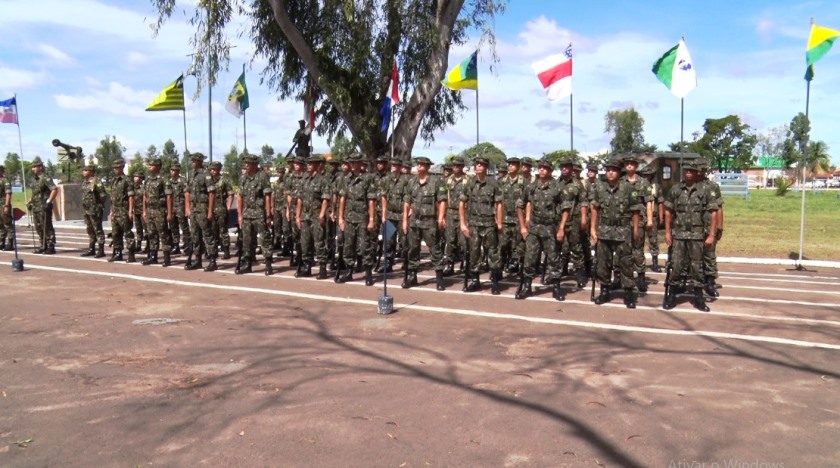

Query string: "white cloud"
[[34, 44, 75, 66], [0, 65, 50, 92], [126, 52, 150, 67]]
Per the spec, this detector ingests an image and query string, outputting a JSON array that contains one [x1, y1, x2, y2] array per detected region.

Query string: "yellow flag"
[[146, 75, 185, 111]]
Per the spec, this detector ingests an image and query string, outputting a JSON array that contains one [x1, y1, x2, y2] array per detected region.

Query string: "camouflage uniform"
[[132, 177, 146, 252], [558, 172, 586, 281], [460, 169, 502, 290], [271, 171, 287, 251], [29, 166, 57, 253], [338, 166, 376, 280], [444, 169, 470, 271], [0, 169, 13, 250], [622, 169, 653, 280], [701, 172, 723, 281], [109, 165, 135, 260], [499, 168, 526, 273], [297, 159, 332, 272], [284, 165, 304, 261], [168, 170, 191, 251], [80, 169, 106, 256], [402, 160, 447, 288], [185, 160, 216, 268], [142, 168, 173, 264], [237, 162, 273, 273], [210, 170, 233, 258], [590, 170, 643, 306], [381, 164, 407, 268], [643, 168, 664, 272], [517, 174, 563, 295]]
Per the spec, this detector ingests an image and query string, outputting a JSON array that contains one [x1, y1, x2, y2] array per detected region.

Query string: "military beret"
[[308, 155, 325, 163], [112, 158, 126, 167], [683, 160, 701, 171], [328, 157, 341, 165], [414, 156, 432, 165], [190, 152, 206, 161], [497, 166, 508, 173], [473, 156, 490, 165], [286, 155, 302, 164], [209, 161, 223, 169], [346, 153, 364, 162], [170, 162, 181, 170], [604, 157, 623, 169], [622, 154, 640, 164], [276, 165, 287, 171], [586, 163, 600, 172], [555, 155, 573, 166], [147, 157, 162, 166], [537, 158, 554, 169], [31, 156, 44, 166], [521, 157, 535, 167], [697, 158, 711, 170], [639, 165, 655, 175], [389, 158, 403, 166], [376, 155, 390, 163], [451, 156, 466, 166], [572, 161, 583, 172], [243, 154, 259, 164], [132, 170, 146, 178], [507, 157, 521, 165]]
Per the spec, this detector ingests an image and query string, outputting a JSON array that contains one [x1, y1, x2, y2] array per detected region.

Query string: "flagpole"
[[242, 64, 248, 153], [680, 97, 685, 181], [475, 86, 480, 146], [208, 77, 214, 162], [569, 93, 574, 152], [13, 93, 28, 208], [796, 79, 810, 270], [182, 109, 188, 153]]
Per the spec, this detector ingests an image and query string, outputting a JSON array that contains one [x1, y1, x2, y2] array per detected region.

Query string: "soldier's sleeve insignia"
[[632, 191, 638, 197]]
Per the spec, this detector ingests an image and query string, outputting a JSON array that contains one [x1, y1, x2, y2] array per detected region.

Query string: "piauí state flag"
[[380, 63, 400, 132], [145, 75, 185, 111], [652, 39, 697, 99], [442, 51, 478, 90], [225, 72, 250, 117], [805, 23, 840, 81]]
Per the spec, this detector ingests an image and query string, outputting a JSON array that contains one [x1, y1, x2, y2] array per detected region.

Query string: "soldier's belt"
[[531, 217, 557, 225], [602, 218, 630, 226]]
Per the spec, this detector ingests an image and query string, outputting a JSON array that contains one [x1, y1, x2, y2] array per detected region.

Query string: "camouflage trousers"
[[273, 208, 287, 248], [523, 224, 559, 280], [189, 208, 215, 258], [242, 216, 272, 261], [83, 209, 105, 246], [110, 211, 134, 252], [468, 224, 500, 274], [670, 238, 704, 288], [169, 208, 191, 248], [368, 216, 382, 267], [580, 226, 592, 268], [300, 218, 326, 264], [560, 218, 584, 272], [145, 209, 172, 253], [595, 238, 634, 289], [32, 207, 56, 249], [0, 208, 14, 245], [343, 221, 373, 270], [289, 211, 301, 255], [647, 225, 660, 256], [703, 239, 718, 279], [212, 209, 230, 250], [444, 212, 467, 263], [133, 212, 145, 247], [407, 223, 442, 272], [499, 222, 522, 267], [630, 229, 647, 274]]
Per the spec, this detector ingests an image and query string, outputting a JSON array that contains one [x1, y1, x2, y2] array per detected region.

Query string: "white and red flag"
[[531, 44, 573, 101]]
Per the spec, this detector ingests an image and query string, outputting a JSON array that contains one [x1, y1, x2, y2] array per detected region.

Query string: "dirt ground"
[[1, 226, 839, 467]]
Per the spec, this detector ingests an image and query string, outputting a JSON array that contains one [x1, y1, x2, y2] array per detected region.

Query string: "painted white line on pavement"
[[20, 263, 840, 351]]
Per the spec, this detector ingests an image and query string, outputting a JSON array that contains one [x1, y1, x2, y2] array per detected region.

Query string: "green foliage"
[[774, 176, 792, 196], [329, 133, 357, 161], [128, 151, 144, 176], [604, 108, 656, 154], [260, 144, 275, 165], [93, 135, 126, 184], [223, 145, 241, 186], [151, 0, 506, 159], [161, 139, 180, 172], [692, 115, 758, 171], [3, 152, 29, 186], [456, 142, 507, 168], [782, 112, 810, 169], [542, 149, 580, 168]]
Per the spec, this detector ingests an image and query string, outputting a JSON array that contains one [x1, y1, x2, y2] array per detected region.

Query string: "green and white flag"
[[652, 39, 696, 98], [225, 72, 250, 118]]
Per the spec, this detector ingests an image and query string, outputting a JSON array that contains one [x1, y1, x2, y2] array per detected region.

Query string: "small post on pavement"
[[378, 220, 396, 314]]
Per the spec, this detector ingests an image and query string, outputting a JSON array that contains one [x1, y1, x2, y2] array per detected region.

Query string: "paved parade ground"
[[2, 224, 839, 467]]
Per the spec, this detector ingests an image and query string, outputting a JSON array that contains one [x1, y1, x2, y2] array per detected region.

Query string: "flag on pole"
[[145, 75, 185, 111], [805, 23, 840, 81], [304, 77, 316, 129], [225, 72, 250, 117], [531, 44, 573, 101], [0, 96, 18, 124], [652, 39, 697, 98], [380, 63, 400, 132], [442, 51, 478, 90]]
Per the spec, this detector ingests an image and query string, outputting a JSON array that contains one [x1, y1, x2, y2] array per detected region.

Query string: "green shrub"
[[774, 177, 792, 196]]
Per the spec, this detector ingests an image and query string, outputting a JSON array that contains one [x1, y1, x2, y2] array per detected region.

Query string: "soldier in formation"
[[295, 155, 331, 279], [132, 171, 146, 254], [28, 157, 57, 254], [109, 158, 136, 262], [79, 163, 106, 258], [0, 165, 15, 251], [381, 158, 406, 273], [168, 162, 191, 255], [443, 156, 469, 276], [459, 156, 503, 294], [402, 156, 447, 290], [236, 154, 273, 275], [141, 158, 173, 266], [337, 153, 376, 284], [184, 153, 214, 271], [209, 161, 234, 261]]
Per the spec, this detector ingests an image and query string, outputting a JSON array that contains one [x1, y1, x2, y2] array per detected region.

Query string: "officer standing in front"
[[141, 158, 173, 266], [28, 157, 57, 254], [109, 158, 135, 262]]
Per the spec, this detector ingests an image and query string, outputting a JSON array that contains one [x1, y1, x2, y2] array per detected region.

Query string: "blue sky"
[[3, 0, 840, 166]]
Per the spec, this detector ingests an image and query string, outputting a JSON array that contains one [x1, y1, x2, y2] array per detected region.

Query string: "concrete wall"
[[58, 184, 83, 221]]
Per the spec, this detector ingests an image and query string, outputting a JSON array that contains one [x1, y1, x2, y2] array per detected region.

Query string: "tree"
[[161, 139, 180, 171], [806, 140, 831, 176], [756, 125, 788, 160], [4, 152, 23, 185], [329, 133, 356, 163], [223, 145, 241, 187], [455, 142, 506, 168], [692, 115, 758, 171], [782, 112, 810, 172], [45, 160, 58, 180], [542, 149, 580, 169], [260, 144, 275, 166], [604, 108, 655, 154], [93, 135, 126, 185], [151, 0, 506, 161], [128, 151, 144, 176]]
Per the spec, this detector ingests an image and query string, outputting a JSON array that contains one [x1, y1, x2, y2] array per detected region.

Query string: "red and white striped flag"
[[531, 44, 573, 101]]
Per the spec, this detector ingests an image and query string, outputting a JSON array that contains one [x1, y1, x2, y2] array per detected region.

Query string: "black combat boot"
[[490, 270, 501, 295], [108, 250, 123, 263], [185, 257, 202, 270], [553, 284, 565, 301], [204, 257, 217, 272], [364, 267, 374, 286], [34, 245, 44, 254], [436, 270, 446, 291], [584, 258, 592, 278], [624, 288, 636, 309], [222, 246, 231, 260], [650, 255, 661, 273], [663, 288, 677, 310], [290, 254, 298, 267], [126, 249, 136, 263], [142, 252, 158, 266], [610, 270, 621, 290], [0, 241, 5, 251], [593, 285, 610, 305], [80, 243, 95, 257], [401, 270, 417, 289], [442, 260, 455, 277], [576, 269, 588, 288], [704, 276, 719, 297], [466, 273, 483, 292], [235, 259, 252, 274], [171, 244, 181, 255], [514, 277, 533, 300], [5, 240, 14, 251], [560, 261, 569, 277], [264, 257, 274, 276], [95, 244, 106, 258], [692, 287, 710, 312], [162, 251, 171, 267], [304, 262, 312, 277], [636, 273, 648, 293], [142, 241, 149, 254], [44, 245, 56, 255], [317, 263, 328, 280], [337, 268, 353, 284]]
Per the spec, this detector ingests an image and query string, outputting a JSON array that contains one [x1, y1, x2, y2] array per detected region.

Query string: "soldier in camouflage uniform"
[[79, 164, 107, 258], [639, 165, 664, 272], [132, 171, 146, 253], [663, 160, 719, 311], [621, 155, 654, 293], [271, 165, 287, 252], [380, 158, 406, 273], [520, 157, 536, 185], [325, 158, 340, 267], [28, 157, 57, 254], [499, 157, 525, 275], [236, 154, 274, 275], [459, 156, 503, 294], [295, 155, 332, 279], [697, 159, 723, 297], [442, 156, 470, 276], [331, 158, 352, 271], [557, 157, 588, 288], [337, 153, 377, 283], [141, 158, 173, 266], [515, 158, 566, 300], [370, 156, 390, 273], [184, 153, 216, 271], [208, 161, 234, 260], [109, 158, 135, 262], [579, 163, 600, 277], [0, 165, 14, 251], [167, 163, 190, 254], [285, 157, 305, 263], [590, 157, 642, 308], [402, 156, 447, 290]]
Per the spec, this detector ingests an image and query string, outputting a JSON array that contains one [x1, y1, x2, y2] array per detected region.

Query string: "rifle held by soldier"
[[590, 241, 598, 302], [662, 243, 674, 308]]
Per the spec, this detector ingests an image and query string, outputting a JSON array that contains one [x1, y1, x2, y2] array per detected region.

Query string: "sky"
[[3, 0, 840, 167]]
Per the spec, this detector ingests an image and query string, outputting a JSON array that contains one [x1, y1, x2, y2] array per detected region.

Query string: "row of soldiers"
[[32, 149, 721, 312]]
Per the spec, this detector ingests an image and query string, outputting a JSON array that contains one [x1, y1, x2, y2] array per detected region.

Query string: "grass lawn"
[[11, 187, 840, 261]]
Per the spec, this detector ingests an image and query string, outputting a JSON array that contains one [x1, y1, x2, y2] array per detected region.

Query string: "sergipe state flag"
[[0, 96, 19, 124], [441, 51, 478, 90], [380, 63, 400, 132], [652, 39, 697, 98], [531, 43, 573, 101]]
